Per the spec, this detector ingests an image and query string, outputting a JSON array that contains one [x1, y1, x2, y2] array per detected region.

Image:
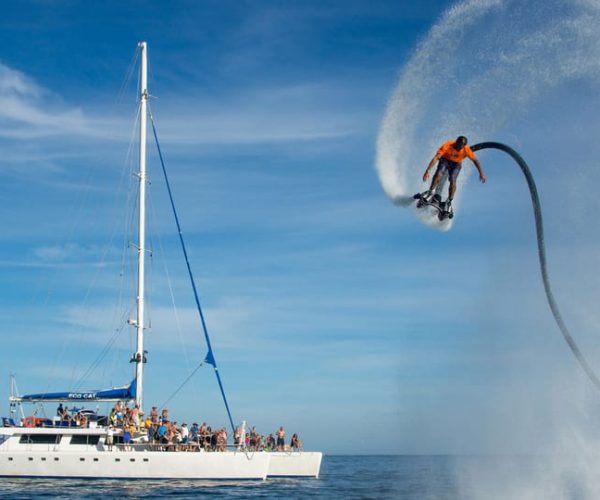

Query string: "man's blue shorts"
[[435, 157, 462, 183]]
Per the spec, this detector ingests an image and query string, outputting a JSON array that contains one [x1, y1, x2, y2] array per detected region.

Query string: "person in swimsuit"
[[276, 426, 286, 451], [421, 136, 487, 210]]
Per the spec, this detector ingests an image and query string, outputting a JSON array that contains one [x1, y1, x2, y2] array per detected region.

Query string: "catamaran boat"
[[0, 42, 322, 481]]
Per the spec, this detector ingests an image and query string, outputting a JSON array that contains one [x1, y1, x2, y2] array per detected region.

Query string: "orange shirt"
[[437, 140, 476, 163]]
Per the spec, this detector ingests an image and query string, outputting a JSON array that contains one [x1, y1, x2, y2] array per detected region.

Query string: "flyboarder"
[[419, 136, 487, 213]]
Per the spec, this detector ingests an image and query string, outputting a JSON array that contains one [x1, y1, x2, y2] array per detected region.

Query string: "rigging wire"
[[34, 58, 141, 395], [147, 181, 194, 375], [23, 44, 142, 400], [35, 137, 105, 393], [159, 361, 204, 410], [148, 103, 236, 434], [109, 106, 143, 385], [74, 320, 129, 390], [115, 48, 140, 106], [73, 106, 141, 390], [472, 141, 600, 390]]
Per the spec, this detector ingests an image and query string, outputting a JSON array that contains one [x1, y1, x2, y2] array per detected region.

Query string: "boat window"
[[19, 434, 62, 444], [70, 435, 100, 445]]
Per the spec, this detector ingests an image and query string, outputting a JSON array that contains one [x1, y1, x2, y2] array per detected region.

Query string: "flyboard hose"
[[471, 142, 600, 390]]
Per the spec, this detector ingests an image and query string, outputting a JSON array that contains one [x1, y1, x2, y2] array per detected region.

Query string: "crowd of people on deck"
[[237, 424, 302, 452], [56, 403, 89, 427], [54, 401, 302, 452]]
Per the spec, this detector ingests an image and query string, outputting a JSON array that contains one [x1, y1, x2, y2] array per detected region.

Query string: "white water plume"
[[376, 0, 600, 230]]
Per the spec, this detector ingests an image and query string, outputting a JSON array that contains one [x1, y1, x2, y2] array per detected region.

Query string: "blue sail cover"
[[16, 380, 136, 403]]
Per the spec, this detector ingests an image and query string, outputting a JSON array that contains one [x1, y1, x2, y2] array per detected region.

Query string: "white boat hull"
[[266, 451, 323, 478], [0, 428, 269, 480], [0, 428, 323, 479], [0, 450, 323, 480], [0, 450, 269, 480]]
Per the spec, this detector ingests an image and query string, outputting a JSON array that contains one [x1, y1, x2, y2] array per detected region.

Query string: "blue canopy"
[[14, 379, 136, 403]]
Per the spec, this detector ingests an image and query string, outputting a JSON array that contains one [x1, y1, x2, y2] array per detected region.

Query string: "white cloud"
[[148, 79, 373, 145], [32, 243, 116, 262], [0, 58, 374, 146], [0, 62, 91, 138]]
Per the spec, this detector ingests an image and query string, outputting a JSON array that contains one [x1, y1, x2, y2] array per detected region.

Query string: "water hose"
[[472, 141, 600, 389]]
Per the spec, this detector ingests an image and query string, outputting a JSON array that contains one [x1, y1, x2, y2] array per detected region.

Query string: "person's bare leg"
[[445, 180, 457, 211], [449, 180, 456, 200], [424, 170, 444, 199]]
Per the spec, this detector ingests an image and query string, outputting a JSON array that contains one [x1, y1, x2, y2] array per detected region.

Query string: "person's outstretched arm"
[[472, 158, 487, 183], [423, 154, 440, 181]]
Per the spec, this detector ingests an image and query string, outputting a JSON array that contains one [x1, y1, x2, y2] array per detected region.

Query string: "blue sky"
[[2, 0, 600, 457]]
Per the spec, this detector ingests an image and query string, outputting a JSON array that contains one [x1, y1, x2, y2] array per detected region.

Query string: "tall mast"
[[134, 41, 148, 409]]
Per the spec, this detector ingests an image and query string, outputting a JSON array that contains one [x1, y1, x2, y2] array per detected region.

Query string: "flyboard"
[[413, 192, 454, 221]]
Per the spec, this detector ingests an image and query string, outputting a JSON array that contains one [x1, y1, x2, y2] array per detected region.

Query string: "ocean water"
[[0, 455, 590, 499]]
